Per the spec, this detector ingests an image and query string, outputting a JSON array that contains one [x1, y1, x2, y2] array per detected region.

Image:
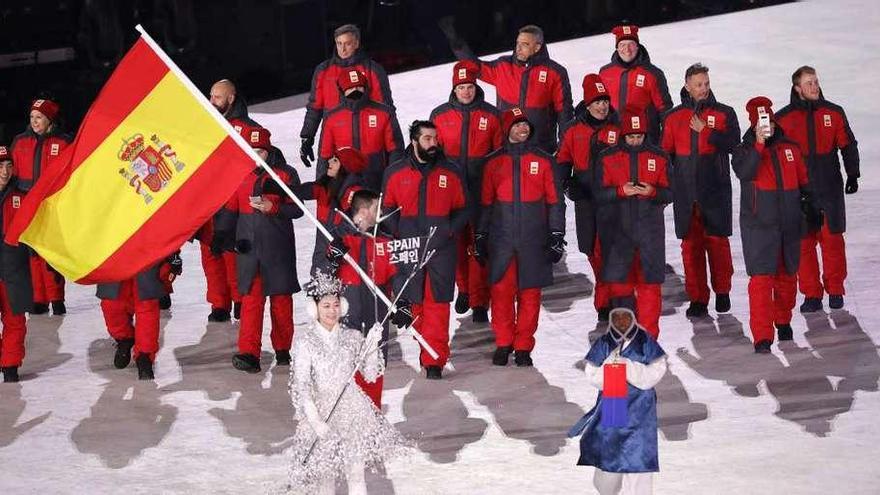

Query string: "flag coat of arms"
[[5, 32, 257, 284]]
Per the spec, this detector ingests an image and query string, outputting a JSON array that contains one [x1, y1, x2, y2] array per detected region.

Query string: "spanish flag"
[[5, 28, 258, 284]]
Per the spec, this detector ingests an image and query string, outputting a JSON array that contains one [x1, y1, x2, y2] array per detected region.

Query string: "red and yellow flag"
[[6, 34, 256, 283]]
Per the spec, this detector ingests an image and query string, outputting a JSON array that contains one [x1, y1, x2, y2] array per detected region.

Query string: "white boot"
[[347, 460, 367, 495]]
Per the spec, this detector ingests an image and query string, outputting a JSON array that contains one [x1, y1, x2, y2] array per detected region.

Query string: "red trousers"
[[199, 241, 241, 310], [681, 207, 733, 304], [607, 254, 662, 338], [238, 273, 294, 357], [455, 224, 490, 308], [411, 273, 451, 367], [588, 238, 610, 311], [0, 282, 28, 367], [100, 279, 160, 362], [30, 255, 64, 304], [747, 259, 797, 343], [355, 373, 384, 409], [490, 258, 542, 351], [798, 218, 846, 298]]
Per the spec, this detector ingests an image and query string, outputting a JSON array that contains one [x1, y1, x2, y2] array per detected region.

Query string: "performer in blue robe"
[[569, 308, 668, 494]]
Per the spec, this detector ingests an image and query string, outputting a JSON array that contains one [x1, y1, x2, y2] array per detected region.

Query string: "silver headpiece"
[[304, 270, 344, 299]]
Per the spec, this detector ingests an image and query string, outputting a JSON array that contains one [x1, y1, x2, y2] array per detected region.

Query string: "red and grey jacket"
[[594, 142, 672, 284], [430, 85, 502, 220], [455, 44, 572, 153], [775, 89, 859, 233], [301, 50, 394, 142], [196, 100, 264, 246], [334, 223, 398, 331], [599, 45, 672, 144], [732, 129, 810, 276], [479, 137, 564, 289], [216, 150, 303, 297], [381, 148, 468, 303], [96, 262, 167, 302], [0, 178, 33, 314], [320, 96, 403, 190], [661, 88, 740, 239], [556, 103, 620, 255], [10, 128, 72, 191]]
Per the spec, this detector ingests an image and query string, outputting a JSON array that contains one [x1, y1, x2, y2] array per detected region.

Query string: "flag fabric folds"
[[5, 36, 256, 284]]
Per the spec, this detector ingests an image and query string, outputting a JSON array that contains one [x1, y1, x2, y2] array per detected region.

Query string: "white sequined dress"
[[285, 321, 411, 492]]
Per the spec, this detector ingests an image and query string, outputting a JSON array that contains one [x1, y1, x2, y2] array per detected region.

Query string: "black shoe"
[[232, 353, 261, 373], [425, 366, 443, 380], [492, 346, 512, 366], [776, 323, 793, 341], [685, 302, 709, 318], [159, 295, 172, 310], [828, 295, 844, 310], [715, 294, 731, 313], [208, 308, 231, 322], [472, 307, 489, 323], [114, 339, 135, 369], [597, 307, 610, 322], [31, 303, 49, 315], [754, 340, 772, 354], [2, 367, 20, 383], [233, 302, 242, 320], [454, 293, 470, 314], [514, 350, 534, 367], [275, 350, 291, 366], [136, 354, 154, 380], [799, 297, 822, 313], [51, 300, 66, 315]]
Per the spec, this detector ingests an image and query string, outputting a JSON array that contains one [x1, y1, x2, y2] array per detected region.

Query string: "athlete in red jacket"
[[0, 146, 33, 383], [9, 99, 71, 316], [319, 69, 403, 190], [661, 63, 740, 318], [733, 97, 817, 352], [476, 108, 565, 367], [599, 25, 672, 145], [775, 66, 860, 313], [556, 73, 621, 322], [450, 25, 572, 153], [300, 24, 394, 169], [430, 61, 502, 322]]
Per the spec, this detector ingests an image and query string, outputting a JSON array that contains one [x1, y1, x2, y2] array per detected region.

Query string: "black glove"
[[845, 176, 859, 194], [563, 177, 585, 202], [210, 231, 229, 256], [546, 231, 566, 263], [167, 252, 183, 276], [326, 237, 349, 268], [800, 193, 824, 231], [391, 298, 414, 328], [300, 137, 314, 168], [473, 232, 488, 266]]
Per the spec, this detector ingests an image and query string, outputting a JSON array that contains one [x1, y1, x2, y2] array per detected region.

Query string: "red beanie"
[[242, 126, 272, 150], [452, 61, 478, 87], [620, 105, 647, 135], [582, 74, 610, 105], [334, 146, 367, 174], [0, 145, 10, 162], [612, 25, 640, 45], [31, 99, 60, 121], [501, 107, 530, 135], [746, 96, 775, 127], [338, 69, 368, 92]]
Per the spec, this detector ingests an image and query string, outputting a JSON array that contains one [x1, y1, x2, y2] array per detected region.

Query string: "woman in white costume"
[[286, 272, 411, 494]]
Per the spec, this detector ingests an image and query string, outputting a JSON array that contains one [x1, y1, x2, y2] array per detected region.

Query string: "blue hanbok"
[[568, 328, 666, 473]]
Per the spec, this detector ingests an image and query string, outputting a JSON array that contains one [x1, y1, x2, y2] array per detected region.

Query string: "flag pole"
[[133, 25, 438, 359]]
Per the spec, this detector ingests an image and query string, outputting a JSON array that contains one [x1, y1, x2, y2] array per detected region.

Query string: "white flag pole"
[[133, 25, 438, 359]]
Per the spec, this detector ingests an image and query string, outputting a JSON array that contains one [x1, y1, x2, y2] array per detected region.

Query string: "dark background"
[[0, 0, 790, 144]]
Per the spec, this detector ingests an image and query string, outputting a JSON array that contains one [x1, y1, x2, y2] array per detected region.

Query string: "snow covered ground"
[[2, 0, 880, 493]]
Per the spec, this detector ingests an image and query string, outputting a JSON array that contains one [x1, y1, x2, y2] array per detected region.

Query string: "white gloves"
[[303, 399, 330, 438]]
